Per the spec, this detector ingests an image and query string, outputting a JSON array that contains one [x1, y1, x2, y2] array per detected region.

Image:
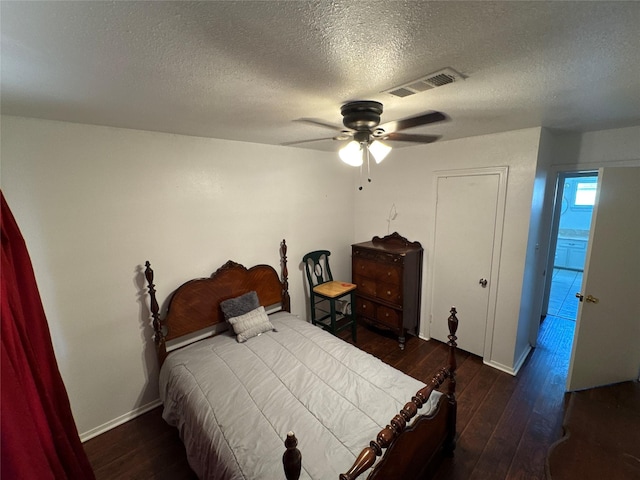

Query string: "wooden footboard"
[[284, 307, 459, 480]]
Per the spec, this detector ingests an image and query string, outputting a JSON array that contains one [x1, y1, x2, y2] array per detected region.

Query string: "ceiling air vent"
[[383, 67, 465, 98], [387, 87, 415, 98]]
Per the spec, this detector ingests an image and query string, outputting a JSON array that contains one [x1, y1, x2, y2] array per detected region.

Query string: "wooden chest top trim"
[[352, 232, 423, 255]]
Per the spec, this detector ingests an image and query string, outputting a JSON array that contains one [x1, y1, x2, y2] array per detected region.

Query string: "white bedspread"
[[159, 311, 441, 480]]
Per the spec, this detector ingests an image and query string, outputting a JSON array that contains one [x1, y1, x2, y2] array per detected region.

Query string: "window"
[[574, 182, 597, 206]]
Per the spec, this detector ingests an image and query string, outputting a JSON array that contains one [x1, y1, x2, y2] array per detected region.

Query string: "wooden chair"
[[302, 250, 357, 342]]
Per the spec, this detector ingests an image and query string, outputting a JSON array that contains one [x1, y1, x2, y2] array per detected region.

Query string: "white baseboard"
[[484, 344, 532, 376], [80, 399, 162, 442], [512, 344, 533, 375], [484, 359, 517, 376]]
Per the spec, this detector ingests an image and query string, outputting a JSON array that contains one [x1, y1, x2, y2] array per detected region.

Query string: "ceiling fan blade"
[[281, 137, 337, 146], [381, 132, 441, 143], [378, 111, 447, 133], [295, 118, 345, 132]]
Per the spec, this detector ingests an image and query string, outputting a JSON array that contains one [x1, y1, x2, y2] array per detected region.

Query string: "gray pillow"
[[220, 291, 260, 320], [228, 306, 275, 343]]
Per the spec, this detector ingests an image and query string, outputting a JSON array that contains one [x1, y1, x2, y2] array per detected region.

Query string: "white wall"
[[0, 115, 355, 439], [3, 114, 637, 440], [574, 126, 640, 165], [354, 127, 543, 374]]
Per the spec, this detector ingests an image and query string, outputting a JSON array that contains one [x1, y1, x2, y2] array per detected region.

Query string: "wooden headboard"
[[144, 239, 291, 366]]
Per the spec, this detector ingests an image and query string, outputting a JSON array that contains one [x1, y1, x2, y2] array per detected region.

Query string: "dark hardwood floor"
[[84, 315, 576, 479]]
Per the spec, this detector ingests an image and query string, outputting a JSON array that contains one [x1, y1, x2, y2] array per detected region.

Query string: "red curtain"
[[1, 192, 95, 479]]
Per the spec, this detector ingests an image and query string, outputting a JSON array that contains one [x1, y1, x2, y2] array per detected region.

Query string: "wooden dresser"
[[351, 232, 424, 349]]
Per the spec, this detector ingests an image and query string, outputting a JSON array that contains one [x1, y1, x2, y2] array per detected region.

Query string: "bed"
[[144, 239, 459, 480]]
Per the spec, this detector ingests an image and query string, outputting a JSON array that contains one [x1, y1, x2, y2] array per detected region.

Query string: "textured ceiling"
[[2, 1, 639, 152]]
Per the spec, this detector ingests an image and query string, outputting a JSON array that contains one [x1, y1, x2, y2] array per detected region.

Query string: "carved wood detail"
[[281, 239, 291, 312], [144, 261, 168, 366], [371, 231, 422, 249]]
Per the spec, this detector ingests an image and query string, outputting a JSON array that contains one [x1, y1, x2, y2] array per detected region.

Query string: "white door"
[[567, 167, 640, 391], [430, 169, 506, 357]]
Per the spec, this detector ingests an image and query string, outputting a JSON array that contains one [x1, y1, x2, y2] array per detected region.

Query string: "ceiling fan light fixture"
[[339, 141, 363, 167], [368, 140, 391, 164]]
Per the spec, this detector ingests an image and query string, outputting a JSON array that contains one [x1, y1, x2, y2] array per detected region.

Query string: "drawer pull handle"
[[387, 291, 391, 295], [385, 313, 389, 317], [362, 305, 367, 309], [387, 272, 391, 276]]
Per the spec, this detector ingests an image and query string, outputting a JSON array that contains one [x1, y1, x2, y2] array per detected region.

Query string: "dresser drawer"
[[376, 281, 401, 304], [353, 257, 402, 283], [376, 305, 402, 329], [353, 248, 403, 266], [355, 297, 376, 317], [353, 275, 377, 297], [353, 275, 402, 305]]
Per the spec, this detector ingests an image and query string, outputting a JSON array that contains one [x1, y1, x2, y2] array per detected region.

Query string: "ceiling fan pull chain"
[[366, 145, 372, 183], [358, 162, 363, 191]]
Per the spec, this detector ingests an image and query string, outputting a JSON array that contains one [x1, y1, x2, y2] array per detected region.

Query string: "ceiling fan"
[[286, 100, 447, 189], [287, 100, 447, 165]]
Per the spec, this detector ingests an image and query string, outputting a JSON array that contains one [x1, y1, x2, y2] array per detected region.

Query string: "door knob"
[[575, 293, 599, 303], [479, 278, 488, 288]]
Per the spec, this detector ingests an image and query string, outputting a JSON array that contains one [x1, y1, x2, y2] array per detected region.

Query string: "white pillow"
[[227, 306, 275, 343]]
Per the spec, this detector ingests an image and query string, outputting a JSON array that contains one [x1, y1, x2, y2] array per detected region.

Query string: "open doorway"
[[535, 167, 639, 394], [542, 172, 598, 323]]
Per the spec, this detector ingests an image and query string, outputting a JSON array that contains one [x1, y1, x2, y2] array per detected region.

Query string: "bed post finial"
[[445, 306, 459, 455], [281, 239, 291, 312], [447, 306, 458, 376], [283, 431, 301, 480], [144, 261, 167, 365]]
